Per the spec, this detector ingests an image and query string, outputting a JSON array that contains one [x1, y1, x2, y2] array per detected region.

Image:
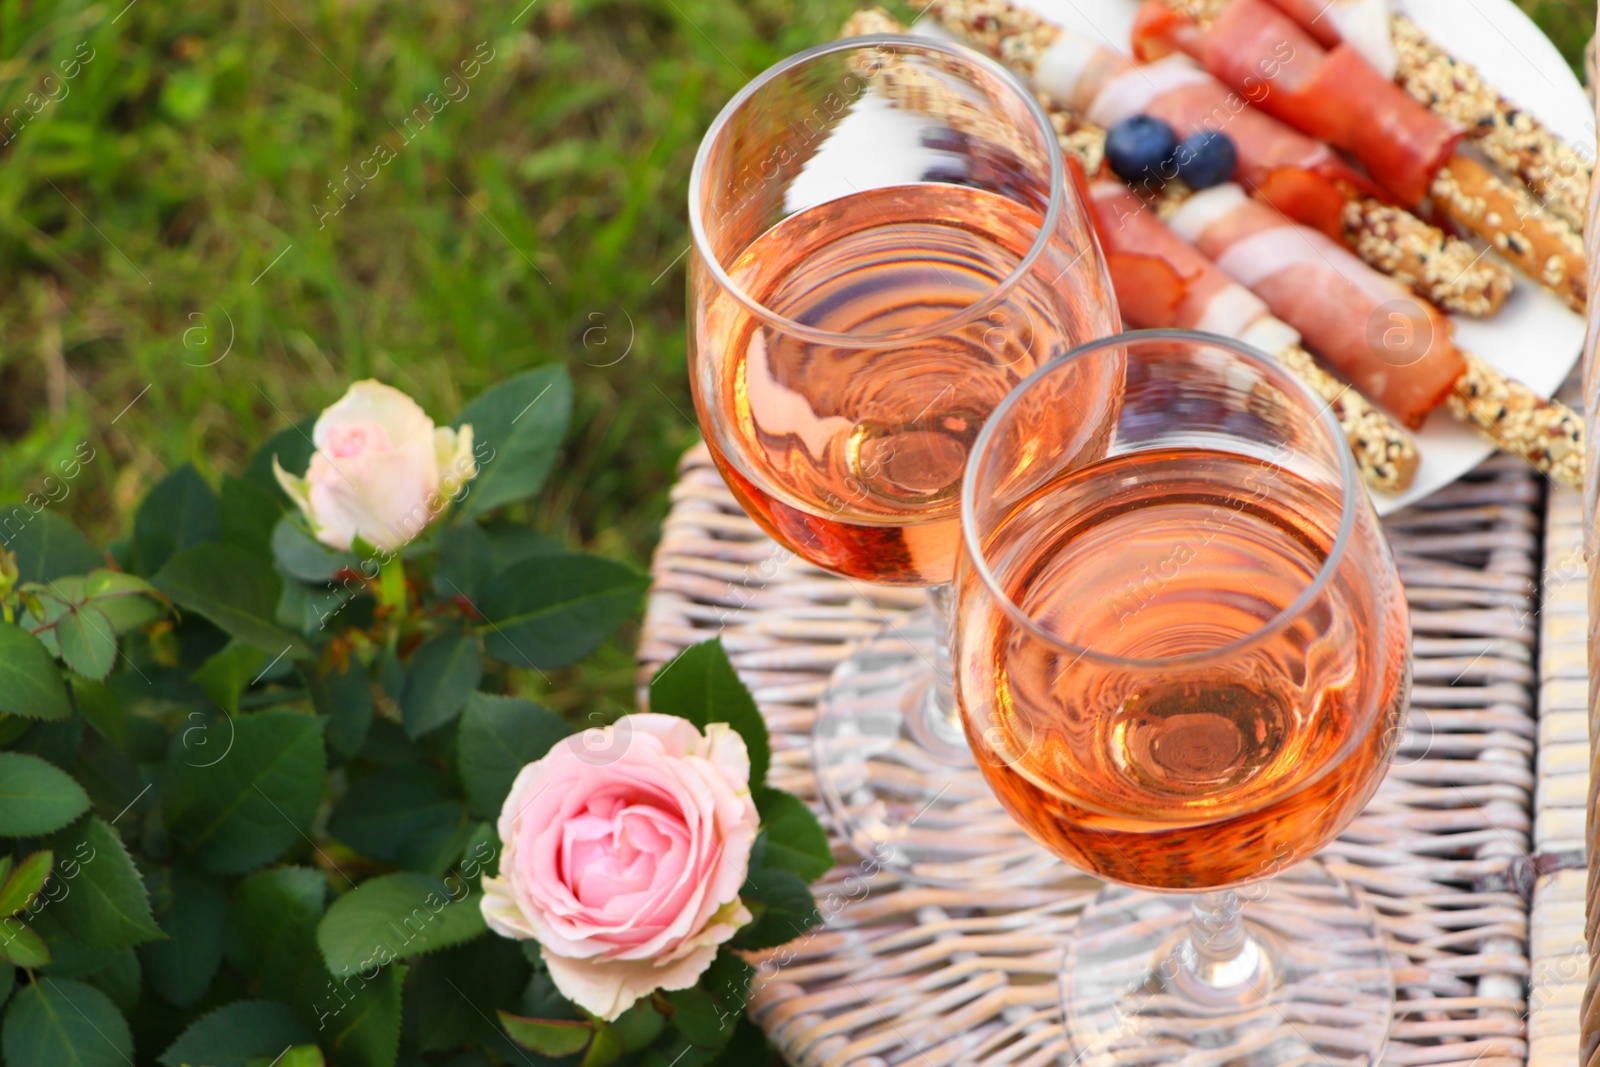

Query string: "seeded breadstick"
[[1149, 0, 1587, 314], [1430, 154, 1587, 313], [846, 8, 1419, 494], [918, 0, 1514, 318], [1390, 17, 1590, 232], [1447, 354, 1583, 490]]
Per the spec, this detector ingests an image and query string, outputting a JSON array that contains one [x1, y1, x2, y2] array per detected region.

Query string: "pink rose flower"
[[481, 714, 760, 1021]]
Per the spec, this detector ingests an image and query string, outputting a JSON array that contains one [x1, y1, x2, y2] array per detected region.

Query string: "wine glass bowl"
[[956, 330, 1410, 1064], [686, 35, 1120, 883]]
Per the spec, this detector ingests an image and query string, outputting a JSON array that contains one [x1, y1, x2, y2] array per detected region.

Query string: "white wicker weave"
[[640, 443, 1561, 1066]]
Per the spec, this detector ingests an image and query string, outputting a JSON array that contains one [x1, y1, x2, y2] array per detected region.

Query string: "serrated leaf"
[[317, 873, 486, 977], [0, 852, 53, 917], [708, 1016, 771, 1066], [613, 998, 666, 1052], [457, 693, 571, 819], [455, 365, 572, 518], [0, 625, 71, 721], [400, 632, 482, 738], [498, 1013, 594, 1056], [141, 862, 227, 1007], [664, 986, 736, 1049], [133, 463, 219, 576], [410, 937, 530, 1053], [165, 711, 326, 874], [159, 999, 313, 1067], [153, 544, 309, 659], [250, 1047, 323, 1067], [68, 678, 124, 747], [219, 475, 284, 557], [82, 947, 139, 1013], [1, 977, 132, 1067], [584, 1022, 625, 1067], [244, 415, 317, 506], [44, 816, 162, 949], [272, 515, 359, 584], [190, 644, 270, 716], [752, 789, 832, 882], [323, 962, 403, 1067], [479, 553, 646, 669], [225, 867, 327, 1002], [0, 754, 88, 836], [0, 921, 49, 968], [732, 867, 819, 951], [328, 763, 465, 872], [701, 949, 753, 1016], [434, 520, 563, 602], [650, 639, 770, 785], [4, 512, 101, 584], [305, 659, 373, 757], [55, 604, 117, 682]]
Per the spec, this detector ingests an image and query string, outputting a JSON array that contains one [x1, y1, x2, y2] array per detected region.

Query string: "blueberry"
[[1174, 129, 1238, 189], [1105, 115, 1178, 186]]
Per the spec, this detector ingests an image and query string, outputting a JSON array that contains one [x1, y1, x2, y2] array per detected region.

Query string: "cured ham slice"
[[1134, 0, 1460, 205], [1037, 39, 1369, 235], [1168, 185, 1463, 427], [1261, 0, 1399, 77]]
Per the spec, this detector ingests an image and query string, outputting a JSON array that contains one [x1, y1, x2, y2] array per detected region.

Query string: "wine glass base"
[[1063, 861, 1393, 1067], [812, 608, 1060, 887]]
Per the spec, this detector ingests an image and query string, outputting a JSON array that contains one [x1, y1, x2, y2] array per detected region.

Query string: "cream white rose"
[[274, 380, 476, 553]]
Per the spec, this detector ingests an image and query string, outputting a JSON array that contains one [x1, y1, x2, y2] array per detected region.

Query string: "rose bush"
[[0, 367, 830, 1067]]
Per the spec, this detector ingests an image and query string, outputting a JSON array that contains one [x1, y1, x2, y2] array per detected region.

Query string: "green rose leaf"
[[44, 815, 162, 949], [649, 638, 770, 785], [0, 851, 53, 918], [324, 961, 404, 1067], [1, 977, 132, 1067], [153, 543, 310, 659], [316, 872, 487, 978], [55, 603, 117, 682], [81, 946, 139, 1013], [457, 692, 571, 819], [244, 415, 316, 506], [5, 512, 101, 584], [732, 866, 820, 952], [434, 520, 563, 602], [497, 1013, 595, 1057], [219, 473, 285, 557], [455, 364, 573, 519], [159, 999, 313, 1067], [0, 965, 10, 1010], [0, 754, 88, 837], [190, 644, 271, 716], [272, 515, 359, 584], [141, 862, 228, 1007], [752, 788, 832, 882], [479, 553, 647, 670], [68, 677, 125, 747], [165, 711, 326, 874], [251, 1046, 323, 1067], [0, 922, 49, 969], [664, 986, 736, 1049], [409, 937, 531, 1053], [305, 659, 373, 757], [0, 625, 71, 721], [133, 463, 219, 576], [225, 867, 327, 1003], [709, 1016, 772, 1066], [328, 762, 465, 872], [400, 631, 483, 738]]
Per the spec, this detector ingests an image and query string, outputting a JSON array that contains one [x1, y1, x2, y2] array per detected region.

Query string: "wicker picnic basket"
[[639, 438, 1586, 1066]]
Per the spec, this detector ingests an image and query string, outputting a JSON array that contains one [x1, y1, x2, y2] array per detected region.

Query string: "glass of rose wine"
[[686, 35, 1119, 880], [956, 330, 1411, 1065]]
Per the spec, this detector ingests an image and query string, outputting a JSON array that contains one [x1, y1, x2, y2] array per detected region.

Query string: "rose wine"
[[959, 447, 1408, 889], [693, 183, 1115, 585]]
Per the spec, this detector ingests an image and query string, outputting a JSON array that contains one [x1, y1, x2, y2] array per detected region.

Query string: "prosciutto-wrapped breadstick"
[[1136, 0, 1587, 312], [917, 0, 1512, 317], [1089, 181, 1418, 491], [1164, 184, 1583, 486], [1233, 0, 1591, 230]]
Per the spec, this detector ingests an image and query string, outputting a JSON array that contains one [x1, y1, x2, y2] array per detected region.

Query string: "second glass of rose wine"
[[687, 35, 1119, 880], [956, 330, 1411, 1065]]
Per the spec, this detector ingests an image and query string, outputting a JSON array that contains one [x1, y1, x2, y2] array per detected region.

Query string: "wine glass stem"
[[1177, 890, 1268, 998], [928, 582, 962, 733]]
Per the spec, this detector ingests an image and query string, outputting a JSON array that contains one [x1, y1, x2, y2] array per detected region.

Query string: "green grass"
[[0, 0, 1592, 700]]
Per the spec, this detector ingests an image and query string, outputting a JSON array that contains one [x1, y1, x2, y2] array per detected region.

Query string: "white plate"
[[1002, 0, 1591, 513]]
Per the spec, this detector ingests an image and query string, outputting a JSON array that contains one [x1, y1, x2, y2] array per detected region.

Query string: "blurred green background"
[[0, 0, 1591, 698]]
